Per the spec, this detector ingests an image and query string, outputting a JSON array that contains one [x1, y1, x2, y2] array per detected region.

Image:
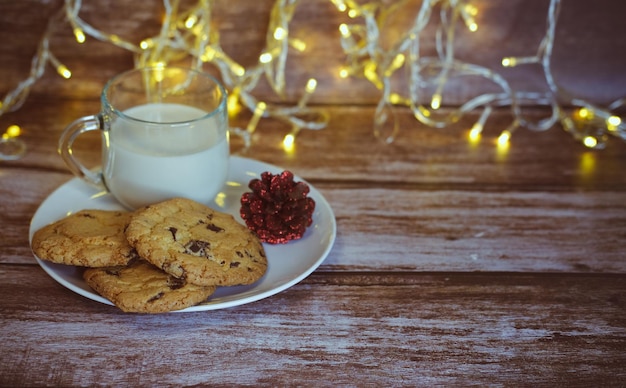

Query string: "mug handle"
[[58, 115, 104, 187]]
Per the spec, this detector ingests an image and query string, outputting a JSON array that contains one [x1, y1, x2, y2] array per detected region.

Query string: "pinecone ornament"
[[240, 171, 315, 244]]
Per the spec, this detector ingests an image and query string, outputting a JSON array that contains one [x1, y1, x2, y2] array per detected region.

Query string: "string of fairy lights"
[[0, 0, 624, 161]]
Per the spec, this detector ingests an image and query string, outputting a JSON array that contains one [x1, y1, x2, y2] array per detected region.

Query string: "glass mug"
[[59, 67, 229, 210]]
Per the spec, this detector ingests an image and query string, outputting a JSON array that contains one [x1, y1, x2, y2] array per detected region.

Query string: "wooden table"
[[1, 1, 625, 386]]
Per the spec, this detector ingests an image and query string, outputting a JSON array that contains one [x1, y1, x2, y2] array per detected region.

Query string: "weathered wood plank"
[[1, 266, 624, 386], [4, 98, 626, 190], [5, 166, 625, 272]]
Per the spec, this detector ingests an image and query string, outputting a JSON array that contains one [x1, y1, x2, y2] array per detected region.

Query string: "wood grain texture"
[[1, 266, 625, 387], [1, 1, 626, 386], [1, 0, 626, 105]]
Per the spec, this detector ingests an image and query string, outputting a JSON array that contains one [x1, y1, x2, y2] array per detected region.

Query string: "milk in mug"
[[102, 103, 229, 209]]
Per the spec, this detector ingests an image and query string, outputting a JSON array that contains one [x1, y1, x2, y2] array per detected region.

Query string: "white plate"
[[29, 156, 336, 312]]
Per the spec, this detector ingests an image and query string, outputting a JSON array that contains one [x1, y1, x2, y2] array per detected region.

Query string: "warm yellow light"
[[201, 46, 216, 61], [73, 28, 85, 43], [4, 125, 21, 139], [578, 107, 591, 119], [339, 67, 350, 78], [282, 133, 295, 152], [348, 9, 359, 18], [430, 94, 441, 110], [255, 102, 267, 113], [501, 57, 516, 67], [7, 125, 21, 137], [289, 38, 306, 52], [467, 22, 478, 32], [259, 52, 273, 64], [227, 91, 241, 118], [464, 4, 478, 16], [305, 78, 318, 93], [331, 0, 347, 12], [385, 53, 405, 76], [579, 152, 595, 175], [364, 61, 382, 89], [339, 23, 351, 38], [57, 65, 72, 79], [214, 192, 226, 208], [583, 136, 598, 148], [469, 123, 482, 142], [185, 14, 198, 29], [140, 39, 152, 50], [497, 130, 511, 146], [607, 115, 621, 131], [247, 102, 267, 133], [274, 27, 287, 40], [232, 63, 245, 77], [389, 93, 403, 105]]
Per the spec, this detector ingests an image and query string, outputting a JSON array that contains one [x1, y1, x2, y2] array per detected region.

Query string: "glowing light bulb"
[[73, 28, 85, 43], [339, 23, 351, 38], [578, 107, 591, 119], [389, 93, 403, 105], [57, 65, 72, 79], [331, 0, 347, 12], [305, 78, 317, 93], [431, 94, 442, 110], [501, 57, 516, 67], [497, 130, 511, 146], [385, 53, 405, 76], [289, 38, 306, 52], [140, 39, 153, 50], [227, 91, 241, 118], [498, 131, 511, 146], [185, 14, 198, 29], [607, 115, 621, 131], [469, 123, 482, 142], [282, 133, 295, 152], [7, 125, 21, 137], [4, 125, 21, 139], [583, 136, 598, 148], [259, 52, 273, 64], [232, 64, 245, 77], [201, 46, 216, 61], [339, 67, 350, 78], [464, 4, 478, 16], [274, 27, 287, 40], [496, 129, 511, 158]]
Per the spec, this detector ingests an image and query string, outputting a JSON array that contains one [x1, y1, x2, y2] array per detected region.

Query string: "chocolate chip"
[[230, 261, 240, 268], [184, 240, 211, 257], [148, 292, 164, 303], [236, 251, 244, 258], [105, 268, 122, 276], [206, 223, 225, 233], [168, 276, 185, 290], [168, 227, 177, 240]]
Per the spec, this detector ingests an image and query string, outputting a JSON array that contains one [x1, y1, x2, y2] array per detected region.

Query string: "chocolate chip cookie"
[[83, 258, 216, 313], [125, 197, 267, 287], [31, 209, 136, 267]]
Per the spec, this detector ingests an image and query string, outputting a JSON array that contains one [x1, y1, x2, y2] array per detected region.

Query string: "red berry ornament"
[[240, 171, 315, 244]]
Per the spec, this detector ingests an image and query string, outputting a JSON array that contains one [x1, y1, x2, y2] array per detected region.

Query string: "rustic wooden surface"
[[1, 1, 626, 386]]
